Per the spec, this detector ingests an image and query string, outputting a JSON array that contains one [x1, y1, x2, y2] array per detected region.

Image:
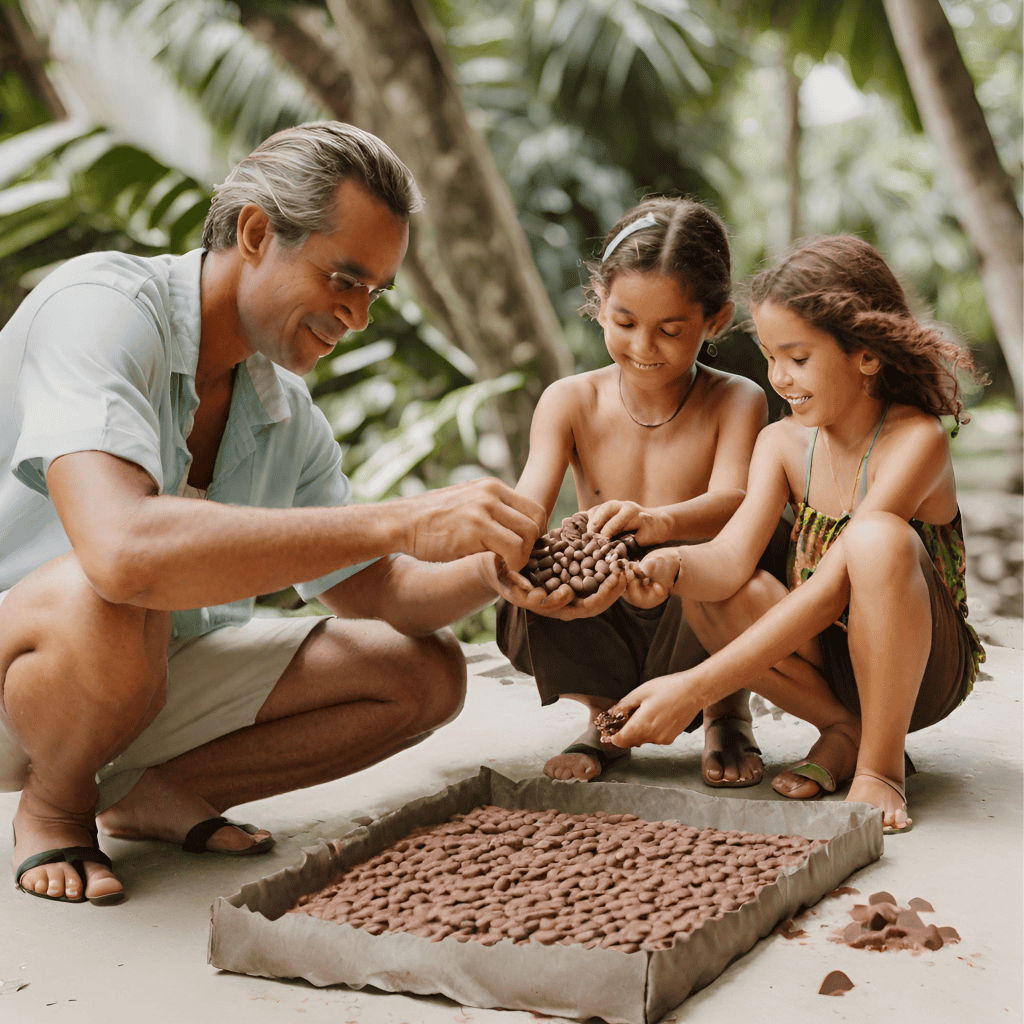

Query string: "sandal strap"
[[854, 768, 906, 800], [787, 761, 837, 793], [17, 845, 113, 879]]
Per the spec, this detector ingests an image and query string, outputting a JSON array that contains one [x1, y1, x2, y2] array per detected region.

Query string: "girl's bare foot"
[[96, 766, 272, 852], [772, 723, 860, 799], [543, 725, 629, 781], [702, 716, 763, 787]]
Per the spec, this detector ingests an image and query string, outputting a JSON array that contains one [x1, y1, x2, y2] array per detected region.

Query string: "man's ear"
[[236, 204, 271, 265], [706, 300, 736, 338]]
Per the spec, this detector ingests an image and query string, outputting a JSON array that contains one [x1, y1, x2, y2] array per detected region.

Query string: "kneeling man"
[[0, 121, 543, 905]]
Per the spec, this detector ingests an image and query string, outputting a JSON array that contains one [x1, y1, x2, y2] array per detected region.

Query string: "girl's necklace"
[[820, 415, 882, 516], [618, 365, 698, 429]]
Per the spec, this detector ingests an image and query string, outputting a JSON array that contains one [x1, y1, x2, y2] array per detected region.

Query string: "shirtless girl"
[[494, 197, 783, 786]]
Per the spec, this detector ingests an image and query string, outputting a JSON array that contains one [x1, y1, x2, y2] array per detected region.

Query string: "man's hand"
[[399, 478, 545, 570], [586, 499, 666, 546], [480, 553, 629, 619]]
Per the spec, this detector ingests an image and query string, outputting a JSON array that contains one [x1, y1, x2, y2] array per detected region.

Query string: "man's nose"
[[333, 287, 371, 332]]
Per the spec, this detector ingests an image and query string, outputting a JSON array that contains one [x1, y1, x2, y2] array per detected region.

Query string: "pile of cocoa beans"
[[521, 512, 641, 600]]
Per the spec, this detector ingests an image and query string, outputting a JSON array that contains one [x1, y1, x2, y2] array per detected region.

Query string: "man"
[[0, 121, 544, 905]]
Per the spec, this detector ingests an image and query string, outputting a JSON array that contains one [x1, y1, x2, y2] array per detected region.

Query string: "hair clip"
[[601, 212, 658, 262]]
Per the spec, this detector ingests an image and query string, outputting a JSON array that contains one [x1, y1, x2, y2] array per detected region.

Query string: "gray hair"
[[202, 121, 423, 251]]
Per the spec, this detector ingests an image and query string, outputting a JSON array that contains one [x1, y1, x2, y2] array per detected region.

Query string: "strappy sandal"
[[14, 827, 125, 906], [853, 768, 913, 835], [181, 817, 275, 855], [771, 726, 859, 800]]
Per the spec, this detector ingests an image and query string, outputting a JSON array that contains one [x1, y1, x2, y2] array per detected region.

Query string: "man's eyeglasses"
[[328, 272, 394, 304]]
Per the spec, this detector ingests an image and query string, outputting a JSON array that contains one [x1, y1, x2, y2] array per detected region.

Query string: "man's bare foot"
[[702, 716, 763, 787], [543, 726, 629, 782], [772, 723, 860, 799], [96, 766, 272, 853], [13, 806, 123, 903], [848, 770, 912, 834]]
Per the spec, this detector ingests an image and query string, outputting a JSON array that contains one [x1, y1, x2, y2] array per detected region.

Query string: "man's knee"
[[1, 553, 170, 714], [419, 628, 467, 728]]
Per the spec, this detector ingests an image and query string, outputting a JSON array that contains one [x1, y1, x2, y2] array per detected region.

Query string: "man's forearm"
[[49, 451, 543, 611], [100, 496, 410, 609]]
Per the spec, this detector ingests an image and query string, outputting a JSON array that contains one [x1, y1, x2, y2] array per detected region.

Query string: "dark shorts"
[[497, 593, 708, 732], [817, 555, 978, 732], [496, 517, 793, 735]]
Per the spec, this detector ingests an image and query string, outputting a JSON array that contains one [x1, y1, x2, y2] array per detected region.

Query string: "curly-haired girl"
[[606, 235, 986, 834]]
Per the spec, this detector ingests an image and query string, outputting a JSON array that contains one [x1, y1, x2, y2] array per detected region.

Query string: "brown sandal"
[[853, 768, 913, 835], [772, 727, 859, 799]]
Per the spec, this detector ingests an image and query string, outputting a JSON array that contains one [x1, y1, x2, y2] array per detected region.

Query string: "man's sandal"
[[558, 743, 630, 779], [181, 816, 275, 855], [15, 834, 125, 906], [853, 768, 913, 835]]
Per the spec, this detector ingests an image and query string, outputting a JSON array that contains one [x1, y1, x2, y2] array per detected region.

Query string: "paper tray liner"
[[209, 767, 882, 1024]]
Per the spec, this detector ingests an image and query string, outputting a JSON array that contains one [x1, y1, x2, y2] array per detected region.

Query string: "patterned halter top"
[[785, 409, 985, 694]]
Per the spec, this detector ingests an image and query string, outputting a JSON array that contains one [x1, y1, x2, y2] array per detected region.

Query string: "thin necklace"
[[618, 365, 698, 429], [820, 414, 882, 516]]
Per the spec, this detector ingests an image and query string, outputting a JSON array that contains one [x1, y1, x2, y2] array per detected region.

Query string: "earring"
[[705, 340, 718, 357]]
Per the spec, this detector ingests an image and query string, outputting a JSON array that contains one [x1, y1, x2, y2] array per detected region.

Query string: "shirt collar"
[[167, 248, 204, 376], [169, 248, 290, 427]]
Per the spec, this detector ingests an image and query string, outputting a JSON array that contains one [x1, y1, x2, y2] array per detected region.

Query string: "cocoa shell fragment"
[[819, 970, 855, 996]]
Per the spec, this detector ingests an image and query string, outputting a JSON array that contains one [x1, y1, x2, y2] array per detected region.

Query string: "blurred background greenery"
[[1, 0, 1021, 640]]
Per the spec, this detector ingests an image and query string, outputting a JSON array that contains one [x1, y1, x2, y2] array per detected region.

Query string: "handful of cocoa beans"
[[594, 706, 635, 742], [521, 511, 643, 601]]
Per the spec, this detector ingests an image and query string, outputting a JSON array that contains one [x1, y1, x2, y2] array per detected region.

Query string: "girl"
[[605, 235, 985, 834], [494, 197, 788, 787]]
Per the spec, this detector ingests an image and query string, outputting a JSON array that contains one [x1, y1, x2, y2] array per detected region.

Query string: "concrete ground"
[[1, 635, 1020, 1024]]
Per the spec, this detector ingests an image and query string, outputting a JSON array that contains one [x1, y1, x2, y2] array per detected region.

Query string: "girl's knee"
[[840, 514, 924, 574], [717, 570, 786, 621]]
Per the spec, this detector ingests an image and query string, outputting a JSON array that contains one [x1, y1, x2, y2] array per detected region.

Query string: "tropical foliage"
[[1, 0, 1021, 637]]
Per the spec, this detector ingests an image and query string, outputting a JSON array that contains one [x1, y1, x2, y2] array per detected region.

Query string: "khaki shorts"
[[0, 588, 328, 812]]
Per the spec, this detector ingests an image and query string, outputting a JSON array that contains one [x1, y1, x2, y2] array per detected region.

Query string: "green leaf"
[[351, 372, 523, 500], [0, 200, 80, 261], [169, 197, 211, 251], [0, 120, 95, 189]]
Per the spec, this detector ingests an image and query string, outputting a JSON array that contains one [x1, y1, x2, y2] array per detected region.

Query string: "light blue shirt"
[[0, 248, 372, 637]]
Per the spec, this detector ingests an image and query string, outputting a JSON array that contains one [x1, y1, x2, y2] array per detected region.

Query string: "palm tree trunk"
[[324, 0, 572, 474], [883, 0, 1024, 408], [0, 0, 66, 118], [784, 57, 802, 244]]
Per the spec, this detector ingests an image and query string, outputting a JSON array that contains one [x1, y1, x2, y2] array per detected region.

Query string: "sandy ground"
[[1, 635, 1020, 1024]]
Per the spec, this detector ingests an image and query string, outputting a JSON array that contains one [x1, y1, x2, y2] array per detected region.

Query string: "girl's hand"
[[623, 566, 670, 609], [587, 500, 665, 546], [483, 554, 628, 619], [637, 548, 682, 594], [606, 673, 704, 749]]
